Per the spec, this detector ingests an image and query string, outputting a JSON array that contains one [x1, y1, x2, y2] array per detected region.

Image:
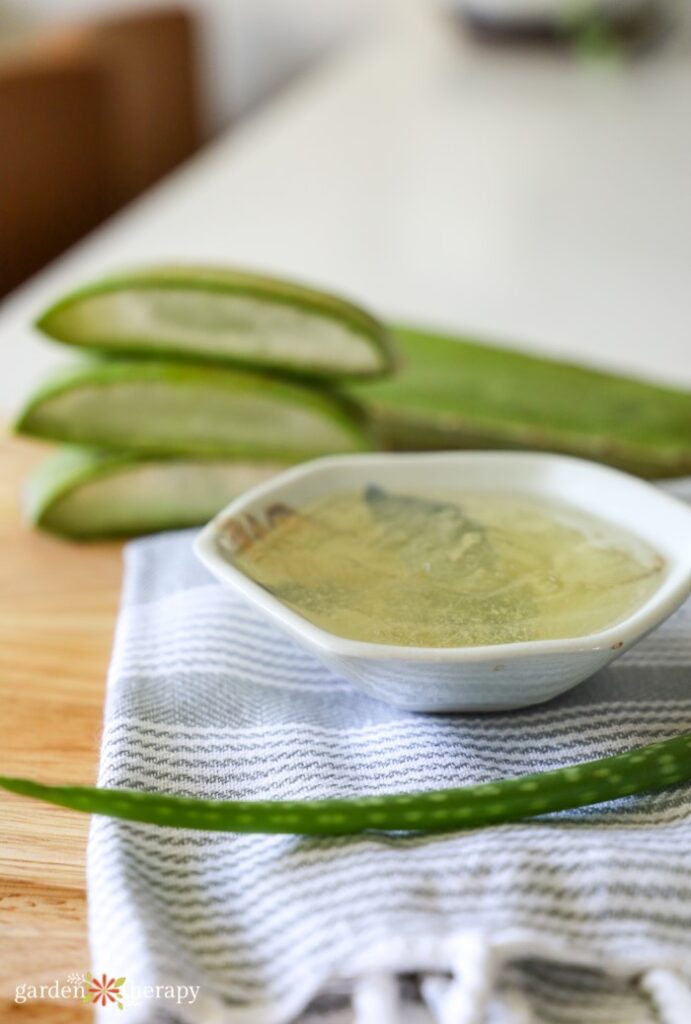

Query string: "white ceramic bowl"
[[195, 452, 691, 713]]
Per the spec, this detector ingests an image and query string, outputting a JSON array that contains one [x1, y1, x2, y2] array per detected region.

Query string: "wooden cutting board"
[[0, 435, 123, 1021]]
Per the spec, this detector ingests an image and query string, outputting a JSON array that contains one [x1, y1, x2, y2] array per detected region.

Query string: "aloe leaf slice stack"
[[15, 360, 371, 460], [24, 447, 288, 539], [36, 266, 397, 381], [22, 266, 691, 539], [353, 326, 691, 479], [1, 732, 689, 835]]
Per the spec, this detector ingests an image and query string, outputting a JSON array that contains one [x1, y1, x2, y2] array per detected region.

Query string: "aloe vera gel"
[[230, 488, 664, 647]]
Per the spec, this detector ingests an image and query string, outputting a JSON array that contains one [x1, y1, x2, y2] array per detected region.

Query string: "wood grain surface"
[[0, 435, 123, 1020]]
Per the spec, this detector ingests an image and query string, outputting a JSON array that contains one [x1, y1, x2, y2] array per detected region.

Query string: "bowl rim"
[[194, 450, 691, 663]]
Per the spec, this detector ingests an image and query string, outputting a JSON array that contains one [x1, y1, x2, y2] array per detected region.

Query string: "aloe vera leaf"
[[14, 360, 372, 459], [1, 734, 689, 835], [36, 266, 398, 381], [352, 326, 691, 478], [24, 447, 289, 539]]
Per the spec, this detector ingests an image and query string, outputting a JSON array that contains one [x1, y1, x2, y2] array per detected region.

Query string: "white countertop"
[[3, 5, 691, 415]]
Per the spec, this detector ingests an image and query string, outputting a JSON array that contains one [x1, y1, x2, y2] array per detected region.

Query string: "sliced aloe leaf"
[[1, 733, 689, 834], [36, 266, 397, 380], [15, 360, 372, 459], [25, 448, 289, 539], [352, 326, 691, 478]]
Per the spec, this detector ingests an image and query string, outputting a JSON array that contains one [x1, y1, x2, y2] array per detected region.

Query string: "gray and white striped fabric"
[[88, 486, 691, 1024]]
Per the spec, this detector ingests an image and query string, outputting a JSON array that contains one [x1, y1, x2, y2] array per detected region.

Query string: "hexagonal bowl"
[[194, 452, 691, 712]]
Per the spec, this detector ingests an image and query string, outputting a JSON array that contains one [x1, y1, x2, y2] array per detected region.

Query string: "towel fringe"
[[419, 935, 498, 1024], [352, 971, 400, 1024], [640, 968, 691, 1024]]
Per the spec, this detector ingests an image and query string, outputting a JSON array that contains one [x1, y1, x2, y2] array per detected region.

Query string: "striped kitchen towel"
[[89, 490, 691, 1024]]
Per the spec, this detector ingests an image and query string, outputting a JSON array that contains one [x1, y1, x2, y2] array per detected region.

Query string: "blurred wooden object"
[[0, 48, 108, 298], [51, 8, 202, 210], [0, 7, 202, 298]]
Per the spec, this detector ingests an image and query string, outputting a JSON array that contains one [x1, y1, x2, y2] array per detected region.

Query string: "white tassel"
[[640, 968, 691, 1024], [353, 972, 401, 1024], [420, 974, 454, 1023], [420, 935, 498, 1024], [422, 971, 535, 1024]]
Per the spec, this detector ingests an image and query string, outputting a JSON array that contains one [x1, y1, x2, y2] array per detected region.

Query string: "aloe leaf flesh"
[[1, 733, 689, 835], [14, 360, 372, 459], [36, 266, 397, 381], [24, 447, 289, 539], [352, 326, 691, 478]]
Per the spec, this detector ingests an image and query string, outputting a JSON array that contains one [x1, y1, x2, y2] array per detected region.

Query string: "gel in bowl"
[[194, 452, 691, 712]]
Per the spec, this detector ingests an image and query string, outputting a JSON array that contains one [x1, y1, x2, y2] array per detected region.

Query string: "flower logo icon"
[[83, 972, 126, 1010]]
